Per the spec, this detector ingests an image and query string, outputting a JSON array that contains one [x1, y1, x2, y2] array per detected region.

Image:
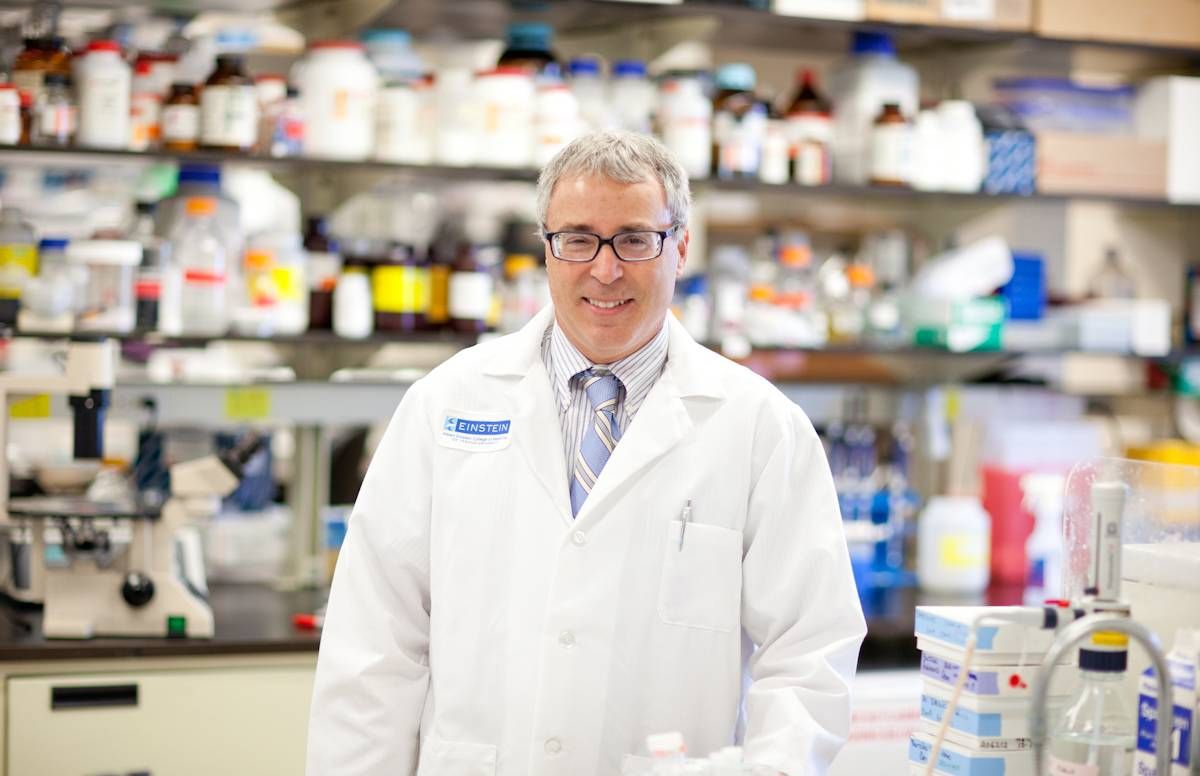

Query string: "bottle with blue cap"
[[712, 63, 767, 180], [1049, 631, 1136, 776], [828, 31, 918, 185], [611, 59, 656, 135], [568, 56, 612, 131]]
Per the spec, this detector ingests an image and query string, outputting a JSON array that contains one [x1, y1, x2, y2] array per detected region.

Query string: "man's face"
[[543, 174, 689, 364]]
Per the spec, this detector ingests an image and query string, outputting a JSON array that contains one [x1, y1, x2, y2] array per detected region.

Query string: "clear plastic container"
[[171, 197, 229, 337], [18, 237, 75, 332], [569, 56, 611, 131], [298, 41, 379, 160], [610, 59, 656, 135], [66, 239, 140, 333], [829, 32, 919, 185], [156, 164, 243, 272]]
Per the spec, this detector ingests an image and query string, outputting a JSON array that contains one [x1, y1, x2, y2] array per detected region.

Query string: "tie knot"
[[579, 369, 622, 411]]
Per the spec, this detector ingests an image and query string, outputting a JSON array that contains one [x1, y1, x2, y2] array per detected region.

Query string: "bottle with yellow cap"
[[1048, 630, 1136, 776]]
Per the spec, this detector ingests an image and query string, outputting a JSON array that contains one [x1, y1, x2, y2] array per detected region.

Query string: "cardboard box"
[[940, 0, 1033, 30], [866, 0, 940, 24], [1136, 76, 1200, 204], [1036, 0, 1200, 49], [1036, 131, 1167, 199]]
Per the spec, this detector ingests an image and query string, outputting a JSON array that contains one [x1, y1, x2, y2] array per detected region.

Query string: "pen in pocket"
[[678, 499, 692, 551]]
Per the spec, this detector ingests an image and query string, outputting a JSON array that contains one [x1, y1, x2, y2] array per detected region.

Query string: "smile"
[[586, 298, 631, 310]]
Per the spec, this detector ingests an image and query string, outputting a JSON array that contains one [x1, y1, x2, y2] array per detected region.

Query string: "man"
[[306, 130, 866, 776]]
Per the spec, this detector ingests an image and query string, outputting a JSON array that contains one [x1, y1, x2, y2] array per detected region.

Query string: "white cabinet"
[[6, 658, 315, 776]]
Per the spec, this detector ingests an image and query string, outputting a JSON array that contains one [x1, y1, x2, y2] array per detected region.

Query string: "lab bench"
[[0, 584, 322, 776], [0, 583, 917, 776]]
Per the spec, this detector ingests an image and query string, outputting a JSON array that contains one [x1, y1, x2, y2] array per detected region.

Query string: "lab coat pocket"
[[416, 737, 498, 776], [657, 521, 742, 633]]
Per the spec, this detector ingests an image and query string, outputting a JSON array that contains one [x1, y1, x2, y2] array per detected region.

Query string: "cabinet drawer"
[[8, 664, 314, 776]]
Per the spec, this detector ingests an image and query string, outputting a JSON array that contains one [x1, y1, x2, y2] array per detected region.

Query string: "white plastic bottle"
[[76, 40, 131, 150], [569, 57, 612, 131], [829, 31, 918, 185], [910, 107, 944, 192], [916, 495, 991, 594], [534, 66, 581, 166], [474, 67, 535, 168], [659, 72, 712, 180], [937, 100, 986, 193], [298, 40, 379, 160], [610, 59, 656, 134], [375, 78, 434, 164], [170, 197, 229, 336], [434, 64, 477, 166]]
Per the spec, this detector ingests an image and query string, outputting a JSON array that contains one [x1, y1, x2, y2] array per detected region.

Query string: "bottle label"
[[79, 73, 130, 145], [1047, 755, 1099, 776], [375, 87, 431, 163], [0, 99, 20, 144], [715, 107, 767, 176], [0, 245, 37, 299], [37, 103, 75, 140], [201, 85, 258, 148], [184, 269, 227, 285], [130, 92, 162, 150], [449, 272, 493, 320], [787, 113, 833, 146], [162, 103, 199, 142], [795, 141, 832, 186], [871, 122, 913, 184], [373, 265, 431, 314], [12, 70, 45, 104], [663, 117, 711, 178]]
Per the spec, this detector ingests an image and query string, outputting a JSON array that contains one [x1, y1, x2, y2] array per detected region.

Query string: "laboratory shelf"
[[2, 144, 1195, 210], [5, 327, 478, 349]]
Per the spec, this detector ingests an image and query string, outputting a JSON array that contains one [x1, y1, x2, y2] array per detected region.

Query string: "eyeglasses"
[[543, 226, 679, 263]]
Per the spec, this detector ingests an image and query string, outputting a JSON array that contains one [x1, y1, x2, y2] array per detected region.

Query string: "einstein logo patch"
[[438, 410, 512, 452]]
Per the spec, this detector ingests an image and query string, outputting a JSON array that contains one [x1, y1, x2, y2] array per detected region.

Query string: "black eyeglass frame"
[[542, 224, 682, 263]]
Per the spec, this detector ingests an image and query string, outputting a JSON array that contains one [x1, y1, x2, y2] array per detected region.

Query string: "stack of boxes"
[[908, 606, 1071, 775]]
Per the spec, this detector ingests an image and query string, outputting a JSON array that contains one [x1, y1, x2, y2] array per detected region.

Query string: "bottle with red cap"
[[77, 39, 131, 149], [130, 59, 162, 151]]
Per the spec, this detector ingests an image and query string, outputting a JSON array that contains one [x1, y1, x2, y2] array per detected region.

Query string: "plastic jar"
[[0, 85, 22, 145], [162, 83, 200, 151], [916, 495, 991, 595], [474, 67, 535, 168], [434, 65, 477, 166], [67, 240, 140, 333], [233, 233, 308, 337], [333, 264, 373, 339], [534, 76, 581, 166], [201, 54, 258, 152], [611, 59, 656, 135], [12, 37, 71, 108], [659, 72, 712, 180], [375, 78, 434, 164], [76, 40, 131, 150], [299, 41, 379, 161], [937, 100, 986, 193]]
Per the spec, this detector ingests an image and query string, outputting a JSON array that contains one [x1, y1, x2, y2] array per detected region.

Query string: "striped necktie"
[[569, 369, 623, 517]]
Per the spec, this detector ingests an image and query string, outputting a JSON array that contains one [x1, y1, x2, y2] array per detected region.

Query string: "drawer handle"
[[51, 684, 139, 710]]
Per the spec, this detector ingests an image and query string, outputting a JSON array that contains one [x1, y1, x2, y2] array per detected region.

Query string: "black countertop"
[[0, 582, 919, 668], [0, 583, 325, 662]]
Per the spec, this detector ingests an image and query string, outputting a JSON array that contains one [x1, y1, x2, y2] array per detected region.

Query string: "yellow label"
[[373, 266, 431, 314], [225, 388, 271, 421], [1092, 631, 1129, 648], [0, 245, 37, 299], [939, 535, 987, 570], [9, 394, 52, 419], [271, 266, 303, 303], [428, 265, 450, 323]]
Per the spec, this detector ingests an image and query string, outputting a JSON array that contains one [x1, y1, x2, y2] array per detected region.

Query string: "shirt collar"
[[546, 318, 670, 416]]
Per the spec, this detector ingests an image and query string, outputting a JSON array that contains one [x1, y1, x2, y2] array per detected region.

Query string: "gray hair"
[[535, 130, 692, 230]]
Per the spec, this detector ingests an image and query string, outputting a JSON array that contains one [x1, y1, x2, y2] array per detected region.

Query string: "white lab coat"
[[306, 306, 866, 776]]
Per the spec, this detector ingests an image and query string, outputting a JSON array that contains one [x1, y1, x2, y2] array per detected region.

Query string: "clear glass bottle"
[[34, 72, 74, 146], [170, 197, 229, 336], [1049, 643, 1135, 776]]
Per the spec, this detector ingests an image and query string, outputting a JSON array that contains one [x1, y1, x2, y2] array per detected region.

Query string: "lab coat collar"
[[482, 304, 726, 402]]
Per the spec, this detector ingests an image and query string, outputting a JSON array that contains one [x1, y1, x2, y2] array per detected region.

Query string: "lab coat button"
[[571, 531, 587, 546], [544, 737, 562, 755], [558, 630, 575, 648]]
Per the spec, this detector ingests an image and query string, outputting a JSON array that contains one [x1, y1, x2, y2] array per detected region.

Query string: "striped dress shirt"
[[540, 318, 671, 478]]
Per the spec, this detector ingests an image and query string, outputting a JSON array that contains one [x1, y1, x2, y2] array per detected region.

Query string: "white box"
[[773, 0, 866, 19], [920, 650, 1074, 700], [1133, 629, 1198, 776], [908, 731, 1033, 775], [1136, 76, 1200, 205], [915, 606, 1064, 657]]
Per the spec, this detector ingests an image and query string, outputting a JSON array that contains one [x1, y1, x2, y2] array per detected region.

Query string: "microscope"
[[1, 337, 263, 639]]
